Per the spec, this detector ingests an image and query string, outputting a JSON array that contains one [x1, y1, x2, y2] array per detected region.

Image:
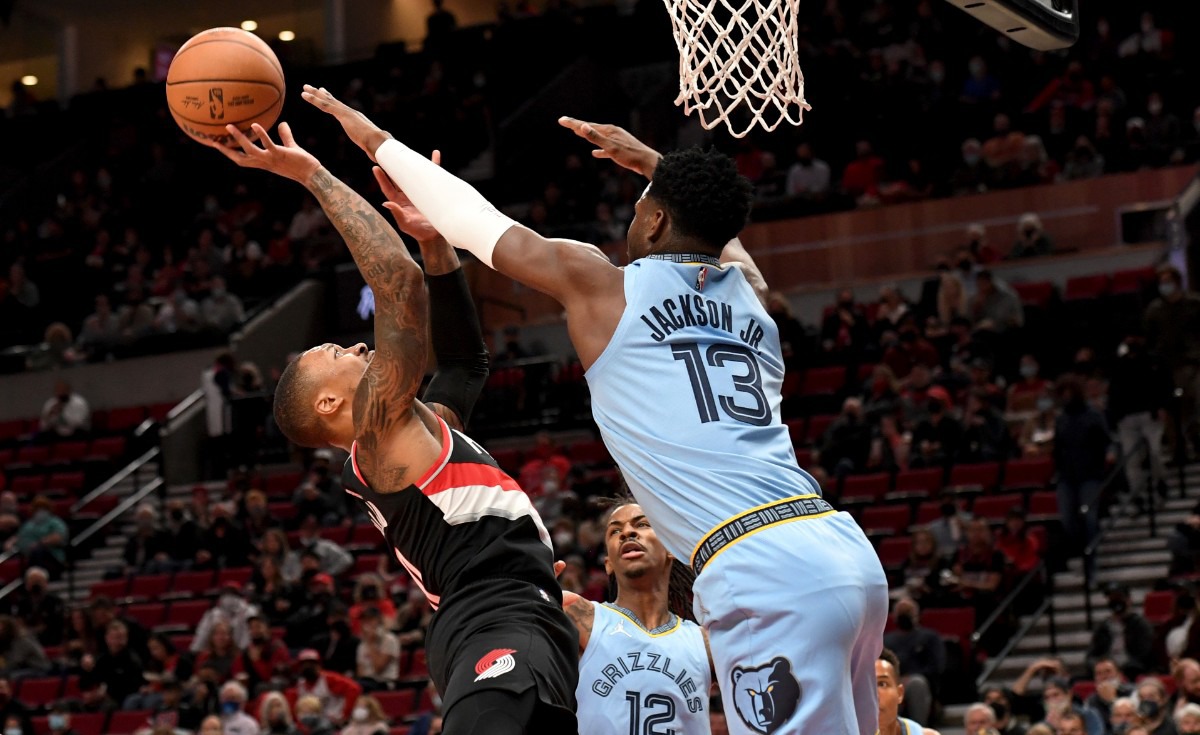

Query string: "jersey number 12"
[[672, 343, 770, 426], [625, 690, 676, 735]]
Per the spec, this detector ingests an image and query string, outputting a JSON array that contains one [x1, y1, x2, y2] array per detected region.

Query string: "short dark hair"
[[273, 356, 325, 448], [648, 147, 753, 252], [879, 648, 902, 678]]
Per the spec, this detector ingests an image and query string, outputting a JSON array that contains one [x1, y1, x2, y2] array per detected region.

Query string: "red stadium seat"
[[87, 436, 127, 459], [148, 402, 176, 421], [374, 690, 412, 719], [1028, 491, 1059, 521], [319, 526, 350, 544], [841, 473, 892, 504], [264, 470, 303, 497], [61, 676, 81, 699], [0, 558, 21, 584], [0, 419, 28, 441], [170, 570, 216, 596], [971, 494, 1025, 521], [106, 406, 148, 432], [1064, 274, 1110, 301], [50, 441, 90, 463], [1012, 281, 1055, 308], [1111, 267, 1155, 295], [914, 501, 943, 526], [170, 635, 194, 651], [921, 607, 976, 663], [349, 524, 382, 549], [90, 578, 129, 600], [794, 448, 814, 470], [891, 468, 944, 500], [1143, 590, 1178, 625], [107, 711, 153, 735], [15, 677, 62, 707], [860, 506, 910, 536], [129, 574, 173, 600], [804, 415, 836, 445], [29, 717, 49, 735], [947, 462, 1000, 494], [9, 474, 47, 495], [786, 419, 805, 446], [16, 445, 50, 464], [488, 448, 522, 475], [268, 502, 298, 524], [801, 366, 846, 396], [124, 603, 166, 628], [166, 600, 211, 627], [1072, 681, 1097, 702], [354, 555, 383, 576], [408, 649, 429, 678], [216, 567, 254, 588], [877, 536, 912, 570], [48, 471, 86, 491], [1002, 458, 1054, 491], [66, 714, 104, 735], [569, 440, 612, 465]]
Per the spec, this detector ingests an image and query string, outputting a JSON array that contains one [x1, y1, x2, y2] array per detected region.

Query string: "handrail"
[[972, 559, 1047, 649], [976, 596, 1054, 689], [1082, 436, 1149, 629], [166, 389, 204, 424], [69, 447, 160, 515], [70, 477, 163, 549]]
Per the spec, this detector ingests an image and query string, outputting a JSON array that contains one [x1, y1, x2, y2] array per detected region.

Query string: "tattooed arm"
[[563, 590, 595, 655], [208, 122, 432, 483]]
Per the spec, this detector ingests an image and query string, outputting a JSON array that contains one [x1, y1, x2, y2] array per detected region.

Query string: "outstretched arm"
[[209, 123, 427, 459], [303, 86, 623, 367], [721, 238, 769, 308], [374, 162, 489, 431]]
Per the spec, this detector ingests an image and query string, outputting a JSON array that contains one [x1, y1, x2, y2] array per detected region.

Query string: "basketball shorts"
[[427, 577, 579, 732], [692, 503, 889, 735]]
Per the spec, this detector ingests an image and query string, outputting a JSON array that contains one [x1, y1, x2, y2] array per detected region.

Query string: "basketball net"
[[666, 0, 809, 138]]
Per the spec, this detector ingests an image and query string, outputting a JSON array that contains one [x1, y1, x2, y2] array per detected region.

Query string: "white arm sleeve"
[[374, 138, 517, 268]]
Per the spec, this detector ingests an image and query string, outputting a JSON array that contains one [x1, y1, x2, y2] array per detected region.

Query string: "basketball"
[[166, 27, 285, 145]]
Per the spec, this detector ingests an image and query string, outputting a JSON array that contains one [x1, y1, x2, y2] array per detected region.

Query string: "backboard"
[[943, 0, 1080, 51]]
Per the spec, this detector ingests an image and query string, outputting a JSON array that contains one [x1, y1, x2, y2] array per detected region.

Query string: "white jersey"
[[577, 602, 711, 735]]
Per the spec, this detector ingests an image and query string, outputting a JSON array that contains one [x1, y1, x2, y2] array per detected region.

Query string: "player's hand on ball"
[[208, 122, 321, 185], [302, 84, 392, 160], [374, 150, 442, 243], [558, 116, 663, 179]]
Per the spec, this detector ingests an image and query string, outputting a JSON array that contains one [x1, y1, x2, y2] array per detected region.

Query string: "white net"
[[665, 0, 809, 138]]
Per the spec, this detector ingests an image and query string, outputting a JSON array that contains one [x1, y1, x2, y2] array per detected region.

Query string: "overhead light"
[[20, 75, 37, 86], [278, 30, 295, 41], [240, 20, 258, 31]]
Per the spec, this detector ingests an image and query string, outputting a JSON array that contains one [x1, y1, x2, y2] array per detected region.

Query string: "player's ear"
[[604, 556, 613, 576], [646, 207, 668, 243], [898, 681, 905, 704], [314, 389, 344, 417]]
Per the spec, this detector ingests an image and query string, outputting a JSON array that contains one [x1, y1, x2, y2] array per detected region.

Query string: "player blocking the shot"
[[206, 122, 579, 735], [565, 500, 711, 735], [307, 87, 888, 735]]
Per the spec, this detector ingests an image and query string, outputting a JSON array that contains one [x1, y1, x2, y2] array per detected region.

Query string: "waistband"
[[690, 494, 837, 576]]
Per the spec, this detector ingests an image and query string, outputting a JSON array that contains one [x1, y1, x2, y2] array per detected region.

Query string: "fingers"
[[431, 149, 442, 167], [278, 122, 297, 147], [553, 560, 566, 577], [225, 124, 261, 156], [591, 149, 612, 160], [372, 166, 402, 199], [251, 123, 276, 151]]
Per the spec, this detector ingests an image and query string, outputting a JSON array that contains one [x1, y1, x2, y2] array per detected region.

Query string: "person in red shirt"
[[841, 140, 885, 203], [232, 614, 291, 696], [995, 506, 1041, 573], [286, 649, 361, 725], [1008, 354, 1049, 415]]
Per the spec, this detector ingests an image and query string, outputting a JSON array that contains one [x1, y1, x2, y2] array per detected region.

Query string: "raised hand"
[[558, 116, 662, 179], [373, 150, 442, 243], [302, 84, 391, 160], [207, 122, 321, 184]]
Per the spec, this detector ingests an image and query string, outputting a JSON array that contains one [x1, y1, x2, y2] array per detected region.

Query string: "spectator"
[[0, 615, 50, 676], [1111, 698, 1141, 734], [240, 489, 278, 539], [983, 114, 1027, 185], [1011, 213, 1054, 259], [76, 295, 120, 357], [1171, 503, 1200, 576], [1144, 265, 1200, 460], [1026, 61, 1095, 114], [0, 675, 33, 735], [1134, 678, 1173, 735], [349, 576, 396, 635], [257, 691, 295, 735], [1062, 137, 1106, 180], [311, 604, 358, 676], [951, 139, 991, 195], [1054, 375, 1111, 565], [193, 619, 238, 683], [6, 566, 64, 645], [88, 596, 148, 658], [961, 389, 1008, 462], [45, 706, 79, 735], [937, 273, 969, 325], [980, 685, 1027, 735], [7, 263, 39, 309], [1088, 583, 1154, 679], [766, 292, 809, 369], [1109, 332, 1171, 514], [1175, 704, 1200, 735], [882, 599, 942, 724], [1054, 711, 1088, 735], [876, 284, 910, 331], [195, 505, 252, 570], [231, 614, 290, 696], [197, 716, 223, 735], [785, 143, 831, 198], [340, 695, 390, 735], [900, 529, 953, 606], [83, 620, 145, 706], [965, 702, 998, 735], [192, 583, 255, 655], [355, 606, 400, 691], [295, 694, 337, 735], [125, 633, 188, 710], [124, 503, 173, 574], [1145, 92, 1182, 165], [1014, 136, 1060, 187], [162, 499, 202, 569], [292, 650, 362, 726], [1009, 355, 1049, 416], [291, 516, 353, 577], [815, 397, 873, 478], [954, 519, 1007, 627], [863, 365, 902, 425], [217, 681, 258, 735], [286, 573, 339, 648], [1085, 658, 1134, 725], [995, 507, 1041, 575], [39, 380, 91, 439], [820, 288, 871, 357], [6, 496, 68, 578], [200, 277, 245, 332], [883, 320, 940, 380], [961, 56, 1001, 105], [910, 386, 962, 469], [154, 288, 201, 334], [1019, 390, 1059, 458], [395, 587, 433, 653], [842, 140, 885, 204]]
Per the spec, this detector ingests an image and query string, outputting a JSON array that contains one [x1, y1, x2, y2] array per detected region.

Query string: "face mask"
[[897, 613, 914, 631], [220, 594, 240, 613], [929, 401, 944, 415], [989, 702, 1008, 721], [1110, 600, 1127, 615], [352, 707, 369, 722], [1161, 282, 1179, 298], [930, 69, 945, 84], [302, 667, 320, 683], [1149, 101, 1163, 116], [212, 288, 226, 298], [969, 61, 984, 77], [6, 728, 21, 735], [1037, 397, 1055, 412], [1113, 724, 1129, 735], [221, 701, 239, 716], [49, 714, 67, 731], [1020, 364, 1038, 378], [299, 715, 320, 729], [1140, 699, 1161, 719], [170, 509, 184, 522], [251, 635, 269, 645], [29, 582, 45, 594], [553, 532, 574, 549]]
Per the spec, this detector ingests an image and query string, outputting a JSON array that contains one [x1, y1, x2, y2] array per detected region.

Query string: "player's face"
[[604, 504, 670, 580], [875, 660, 903, 725], [302, 342, 374, 400], [626, 187, 663, 262]]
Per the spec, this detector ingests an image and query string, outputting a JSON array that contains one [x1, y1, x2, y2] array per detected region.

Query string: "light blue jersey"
[[586, 254, 889, 735], [899, 717, 925, 735], [585, 256, 821, 560], [576, 602, 711, 735]]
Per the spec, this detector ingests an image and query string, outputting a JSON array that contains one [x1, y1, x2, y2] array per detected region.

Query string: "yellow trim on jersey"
[[689, 494, 838, 571], [601, 602, 684, 638]]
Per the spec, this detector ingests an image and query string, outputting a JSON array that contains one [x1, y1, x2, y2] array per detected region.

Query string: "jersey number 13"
[[672, 343, 770, 426]]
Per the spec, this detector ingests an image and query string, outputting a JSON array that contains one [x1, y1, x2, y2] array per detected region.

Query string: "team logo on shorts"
[[474, 648, 517, 682], [731, 657, 801, 734]]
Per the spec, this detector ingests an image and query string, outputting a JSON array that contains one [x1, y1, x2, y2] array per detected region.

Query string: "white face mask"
[[352, 706, 369, 722]]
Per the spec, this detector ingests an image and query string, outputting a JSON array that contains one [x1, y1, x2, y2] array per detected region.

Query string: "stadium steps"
[[936, 462, 1200, 735]]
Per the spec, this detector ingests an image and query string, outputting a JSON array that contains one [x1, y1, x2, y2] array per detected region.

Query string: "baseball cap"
[[927, 386, 952, 405], [297, 649, 322, 662], [311, 573, 334, 588], [220, 581, 243, 594]]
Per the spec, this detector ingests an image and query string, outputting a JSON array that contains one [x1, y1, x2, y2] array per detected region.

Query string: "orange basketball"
[[166, 27, 285, 145]]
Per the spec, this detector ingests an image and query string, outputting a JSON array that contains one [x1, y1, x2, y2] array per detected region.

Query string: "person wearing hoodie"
[[1054, 375, 1112, 575]]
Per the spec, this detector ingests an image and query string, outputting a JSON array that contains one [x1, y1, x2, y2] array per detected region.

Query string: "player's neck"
[[879, 716, 903, 735], [613, 583, 673, 631], [646, 240, 721, 260]]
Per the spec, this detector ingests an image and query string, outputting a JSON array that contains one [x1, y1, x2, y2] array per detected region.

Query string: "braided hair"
[[599, 494, 698, 623]]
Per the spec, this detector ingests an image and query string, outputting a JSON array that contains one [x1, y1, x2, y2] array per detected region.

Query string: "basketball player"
[[566, 499, 711, 735], [206, 122, 578, 734], [307, 88, 888, 735], [878, 650, 941, 735]]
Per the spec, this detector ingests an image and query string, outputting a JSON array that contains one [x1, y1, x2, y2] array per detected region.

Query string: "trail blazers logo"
[[731, 657, 801, 734], [474, 648, 517, 682]]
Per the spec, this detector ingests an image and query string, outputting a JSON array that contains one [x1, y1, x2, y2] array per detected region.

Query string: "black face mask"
[[940, 502, 957, 518], [301, 667, 320, 683], [990, 701, 1008, 721], [897, 613, 915, 631], [1109, 600, 1127, 615], [251, 635, 268, 646], [1139, 699, 1161, 720], [170, 509, 184, 522]]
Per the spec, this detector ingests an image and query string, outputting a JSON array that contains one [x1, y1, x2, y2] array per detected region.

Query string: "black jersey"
[[341, 414, 556, 608]]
